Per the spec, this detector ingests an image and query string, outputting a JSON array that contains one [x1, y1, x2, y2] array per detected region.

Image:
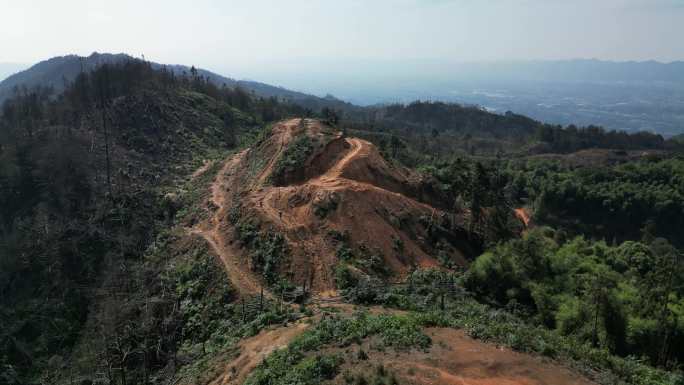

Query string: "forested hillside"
[[344, 101, 678, 159], [0, 53, 356, 113], [344, 114, 684, 381], [510, 156, 684, 246], [2, 57, 684, 385], [0, 59, 306, 383]]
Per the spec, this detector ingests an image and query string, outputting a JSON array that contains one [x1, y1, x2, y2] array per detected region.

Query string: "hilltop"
[[1, 58, 683, 385], [186, 118, 682, 385], [0, 52, 355, 112], [190, 118, 480, 295], [0, 59, 308, 383], [3, 53, 679, 161]]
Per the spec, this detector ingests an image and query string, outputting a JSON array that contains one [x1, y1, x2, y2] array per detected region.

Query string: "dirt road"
[[209, 321, 310, 385], [193, 119, 594, 385], [189, 150, 268, 297], [515, 207, 531, 227], [388, 328, 594, 385]]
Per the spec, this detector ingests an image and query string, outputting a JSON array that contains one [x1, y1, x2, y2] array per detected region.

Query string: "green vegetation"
[[248, 256, 683, 385], [4, 54, 684, 385], [418, 157, 518, 247], [418, 298, 682, 385], [345, 101, 680, 161], [335, 268, 682, 385], [0, 59, 306, 383], [270, 134, 314, 185], [244, 312, 431, 385], [465, 228, 684, 368], [231, 205, 289, 285], [45, 146, 292, 385], [174, 240, 237, 354], [327, 230, 392, 285], [341, 364, 400, 385], [352, 145, 684, 381], [313, 192, 340, 219], [509, 156, 684, 246], [402, 151, 684, 376], [170, 237, 294, 384]]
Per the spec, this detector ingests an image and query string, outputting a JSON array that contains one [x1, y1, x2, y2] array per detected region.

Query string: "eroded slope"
[[198, 118, 477, 294]]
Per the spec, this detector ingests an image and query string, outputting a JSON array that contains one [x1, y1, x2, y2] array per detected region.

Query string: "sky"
[[1, 0, 684, 83]]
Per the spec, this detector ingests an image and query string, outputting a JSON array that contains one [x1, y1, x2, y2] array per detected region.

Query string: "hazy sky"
[[2, 0, 684, 79]]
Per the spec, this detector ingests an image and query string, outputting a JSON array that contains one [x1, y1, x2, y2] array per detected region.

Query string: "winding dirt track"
[[187, 118, 335, 297], [188, 119, 595, 385], [249, 134, 374, 288], [388, 328, 594, 385], [189, 150, 268, 297], [209, 321, 310, 385], [190, 159, 215, 180], [315, 137, 366, 184], [254, 118, 297, 187], [247, 119, 449, 290], [208, 316, 596, 385], [252, 130, 435, 236]]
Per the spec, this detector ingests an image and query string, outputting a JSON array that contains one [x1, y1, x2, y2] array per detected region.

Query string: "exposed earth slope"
[[190, 119, 598, 385], [195, 118, 477, 293], [328, 327, 594, 385]]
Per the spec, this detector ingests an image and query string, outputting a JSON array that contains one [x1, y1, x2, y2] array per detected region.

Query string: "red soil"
[[189, 149, 269, 297], [395, 328, 594, 385], [208, 321, 310, 385], [515, 207, 531, 228], [191, 119, 595, 385], [214, 118, 474, 292], [329, 327, 596, 385]]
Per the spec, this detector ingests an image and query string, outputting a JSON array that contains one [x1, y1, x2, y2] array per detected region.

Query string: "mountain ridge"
[[0, 52, 355, 112]]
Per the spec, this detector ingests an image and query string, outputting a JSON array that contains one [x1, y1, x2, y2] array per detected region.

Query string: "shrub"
[[335, 264, 359, 290], [270, 135, 313, 184], [244, 313, 431, 385]]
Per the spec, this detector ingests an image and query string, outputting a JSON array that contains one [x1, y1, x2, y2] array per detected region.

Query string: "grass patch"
[[244, 312, 431, 385], [340, 270, 683, 385], [174, 157, 224, 224], [230, 201, 289, 286], [270, 134, 314, 184], [232, 216, 289, 285], [170, 238, 296, 383]]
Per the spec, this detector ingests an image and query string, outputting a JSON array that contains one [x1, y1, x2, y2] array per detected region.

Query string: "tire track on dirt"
[[189, 150, 270, 298], [209, 321, 310, 385]]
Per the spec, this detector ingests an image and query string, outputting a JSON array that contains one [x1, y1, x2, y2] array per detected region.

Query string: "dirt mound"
[[209, 321, 311, 385], [207, 314, 595, 385], [515, 207, 531, 228], [330, 328, 595, 385], [201, 118, 477, 293], [409, 328, 593, 385]]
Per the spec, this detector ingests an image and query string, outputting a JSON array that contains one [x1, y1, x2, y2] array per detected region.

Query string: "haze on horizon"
[[3, 0, 684, 135], [2, 0, 684, 79]]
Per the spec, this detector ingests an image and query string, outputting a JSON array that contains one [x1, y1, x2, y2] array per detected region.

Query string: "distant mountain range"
[[438, 59, 684, 84], [266, 58, 684, 135], [3, 54, 684, 135], [0, 53, 353, 112]]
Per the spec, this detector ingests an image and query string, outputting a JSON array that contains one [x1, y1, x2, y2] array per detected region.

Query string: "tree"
[[645, 238, 680, 365], [93, 64, 114, 198], [321, 107, 339, 126], [466, 162, 488, 237], [580, 264, 620, 348], [485, 165, 514, 244]]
